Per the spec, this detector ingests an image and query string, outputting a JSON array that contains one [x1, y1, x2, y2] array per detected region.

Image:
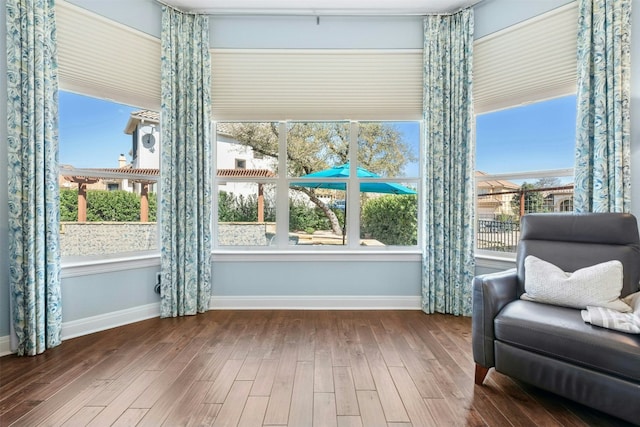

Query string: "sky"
[[475, 95, 576, 175], [59, 91, 137, 168], [59, 91, 576, 175]]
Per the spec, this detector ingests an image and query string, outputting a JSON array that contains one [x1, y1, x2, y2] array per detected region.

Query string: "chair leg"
[[475, 364, 490, 385]]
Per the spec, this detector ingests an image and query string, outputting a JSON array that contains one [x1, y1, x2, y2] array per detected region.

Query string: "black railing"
[[477, 219, 520, 252], [476, 184, 574, 253]]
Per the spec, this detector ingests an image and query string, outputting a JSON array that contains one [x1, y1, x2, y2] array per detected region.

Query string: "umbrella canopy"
[[291, 163, 416, 195]]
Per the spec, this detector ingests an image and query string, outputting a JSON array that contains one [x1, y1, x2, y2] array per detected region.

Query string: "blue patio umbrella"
[[291, 163, 416, 243]]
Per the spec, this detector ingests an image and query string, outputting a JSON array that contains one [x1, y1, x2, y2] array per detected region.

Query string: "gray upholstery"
[[472, 213, 640, 425]]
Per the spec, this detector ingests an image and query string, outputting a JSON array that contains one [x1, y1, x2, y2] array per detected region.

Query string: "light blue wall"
[[474, 0, 575, 38], [212, 261, 421, 296], [66, 0, 161, 38], [210, 15, 423, 49], [61, 267, 159, 322]]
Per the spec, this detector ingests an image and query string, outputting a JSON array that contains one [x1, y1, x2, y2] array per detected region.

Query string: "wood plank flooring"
[[0, 310, 634, 426]]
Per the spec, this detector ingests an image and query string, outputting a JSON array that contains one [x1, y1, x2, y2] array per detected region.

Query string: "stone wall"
[[60, 222, 275, 256], [60, 222, 158, 257], [217, 223, 270, 246]]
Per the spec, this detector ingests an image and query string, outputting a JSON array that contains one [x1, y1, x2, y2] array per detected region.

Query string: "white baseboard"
[[210, 295, 422, 310], [0, 303, 160, 357], [0, 335, 11, 357], [61, 302, 161, 341]]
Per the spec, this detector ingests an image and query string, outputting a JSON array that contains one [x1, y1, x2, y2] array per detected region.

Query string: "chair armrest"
[[472, 268, 519, 369]]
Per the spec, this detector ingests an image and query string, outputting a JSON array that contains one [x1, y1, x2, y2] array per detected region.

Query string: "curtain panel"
[[421, 9, 475, 316], [574, 0, 632, 213], [160, 6, 212, 317], [6, 0, 62, 355]]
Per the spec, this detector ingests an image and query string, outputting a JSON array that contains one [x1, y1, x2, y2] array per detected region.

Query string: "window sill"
[[212, 250, 421, 262], [61, 252, 161, 278], [475, 252, 516, 270]]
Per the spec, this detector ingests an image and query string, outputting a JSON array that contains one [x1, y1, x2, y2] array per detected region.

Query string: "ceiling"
[[161, 0, 484, 15]]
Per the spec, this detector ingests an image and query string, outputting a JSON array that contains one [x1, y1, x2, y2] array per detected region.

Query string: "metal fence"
[[476, 184, 573, 253]]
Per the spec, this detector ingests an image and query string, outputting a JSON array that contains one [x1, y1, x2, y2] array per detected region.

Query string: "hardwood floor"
[[0, 310, 634, 426]]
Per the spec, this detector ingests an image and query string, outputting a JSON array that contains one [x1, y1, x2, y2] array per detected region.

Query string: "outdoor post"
[[78, 182, 87, 222], [519, 190, 525, 217], [66, 176, 99, 222], [140, 183, 149, 223], [258, 183, 264, 223]]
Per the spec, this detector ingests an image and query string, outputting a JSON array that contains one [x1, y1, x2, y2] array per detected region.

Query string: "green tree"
[[511, 182, 547, 215], [228, 122, 416, 235], [361, 195, 417, 245], [534, 177, 562, 188]]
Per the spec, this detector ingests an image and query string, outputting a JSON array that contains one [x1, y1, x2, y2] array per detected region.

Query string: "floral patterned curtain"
[[6, 0, 62, 355], [574, 0, 632, 213], [421, 9, 475, 316], [159, 6, 212, 317]]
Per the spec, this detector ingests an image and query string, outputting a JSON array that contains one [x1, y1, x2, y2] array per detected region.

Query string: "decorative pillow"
[[521, 256, 631, 312]]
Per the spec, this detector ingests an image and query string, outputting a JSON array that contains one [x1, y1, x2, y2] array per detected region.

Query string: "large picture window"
[[214, 121, 420, 249]]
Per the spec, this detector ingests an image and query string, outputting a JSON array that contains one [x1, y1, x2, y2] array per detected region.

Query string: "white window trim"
[[213, 120, 422, 253], [212, 251, 421, 262], [61, 251, 160, 278]]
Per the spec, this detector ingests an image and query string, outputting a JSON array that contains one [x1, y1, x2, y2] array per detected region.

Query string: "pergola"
[[216, 168, 276, 222], [61, 167, 159, 222], [61, 167, 276, 222]]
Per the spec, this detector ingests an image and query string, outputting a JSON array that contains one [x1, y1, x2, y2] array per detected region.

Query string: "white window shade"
[[56, 0, 161, 110], [474, 1, 578, 115], [211, 49, 423, 121]]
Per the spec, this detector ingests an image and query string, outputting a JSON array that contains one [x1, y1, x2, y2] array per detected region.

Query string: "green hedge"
[[60, 189, 157, 222], [361, 195, 417, 246]]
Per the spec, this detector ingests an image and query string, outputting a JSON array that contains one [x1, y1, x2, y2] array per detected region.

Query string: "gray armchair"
[[472, 213, 640, 424]]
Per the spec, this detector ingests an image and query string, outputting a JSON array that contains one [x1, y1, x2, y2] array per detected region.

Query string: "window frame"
[[212, 120, 422, 253], [57, 91, 162, 270], [473, 3, 579, 262]]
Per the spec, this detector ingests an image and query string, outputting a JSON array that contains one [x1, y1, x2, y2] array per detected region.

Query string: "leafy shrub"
[[60, 188, 157, 222], [218, 191, 276, 223], [86, 190, 140, 221], [288, 200, 331, 232], [361, 195, 417, 245], [60, 189, 79, 221]]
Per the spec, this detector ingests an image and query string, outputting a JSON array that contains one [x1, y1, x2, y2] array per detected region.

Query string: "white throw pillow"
[[521, 256, 631, 312]]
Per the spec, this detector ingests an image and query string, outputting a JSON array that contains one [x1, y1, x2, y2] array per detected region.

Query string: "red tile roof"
[[217, 169, 275, 178], [61, 167, 275, 180]]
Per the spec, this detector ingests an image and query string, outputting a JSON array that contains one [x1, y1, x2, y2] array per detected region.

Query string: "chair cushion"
[[521, 256, 631, 312], [495, 300, 640, 383]]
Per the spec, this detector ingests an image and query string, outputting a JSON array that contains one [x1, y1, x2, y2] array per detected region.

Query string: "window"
[[473, 3, 579, 257], [475, 95, 576, 255], [214, 121, 420, 249], [235, 159, 247, 169], [59, 91, 159, 259]]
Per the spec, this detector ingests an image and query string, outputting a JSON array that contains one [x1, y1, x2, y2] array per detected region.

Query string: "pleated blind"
[[210, 49, 423, 121], [474, 1, 578, 115], [56, 0, 161, 110]]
